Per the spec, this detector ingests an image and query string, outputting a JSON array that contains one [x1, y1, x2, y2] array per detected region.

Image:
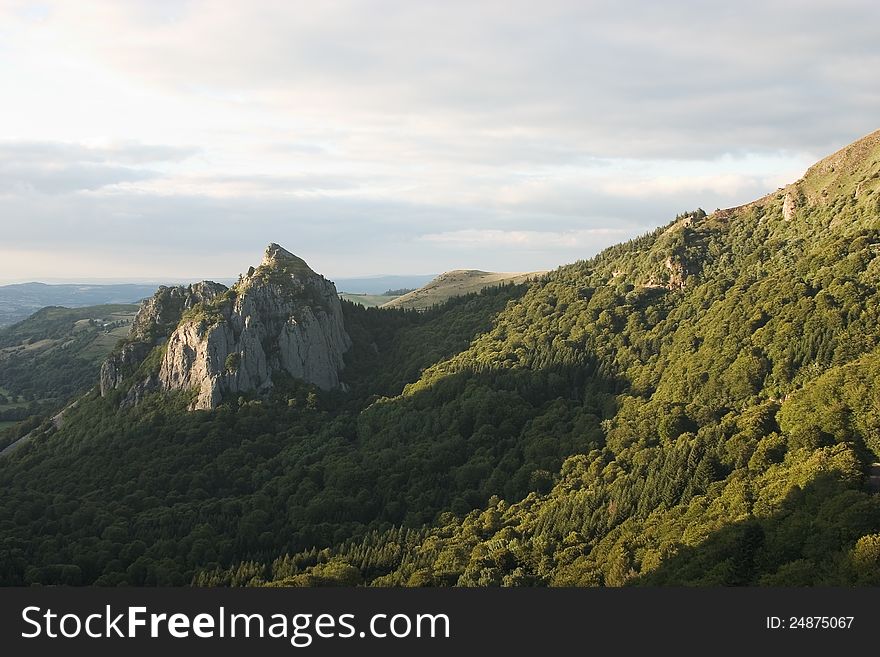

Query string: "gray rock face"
[[99, 341, 152, 397], [99, 244, 351, 410], [131, 281, 228, 341], [157, 244, 351, 410], [121, 375, 159, 409], [783, 190, 798, 222], [99, 281, 229, 397]]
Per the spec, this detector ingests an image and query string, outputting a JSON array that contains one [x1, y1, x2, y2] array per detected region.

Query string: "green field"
[[79, 311, 137, 361]]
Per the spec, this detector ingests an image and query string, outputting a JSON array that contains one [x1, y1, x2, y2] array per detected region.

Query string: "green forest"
[[2, 135, 880, 587]]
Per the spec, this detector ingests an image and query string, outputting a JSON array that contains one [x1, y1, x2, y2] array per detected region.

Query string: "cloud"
[[0, 141, 198, 164], [0, 141, 196, 194], [0, 163, 157, 194], [9, 0, 875, 159], [0, 187, 654, 278], [136, 173, 368, 198], [0, 1, 878, 278], [420, 228, 633, 250], [599, 174, 770, 199]]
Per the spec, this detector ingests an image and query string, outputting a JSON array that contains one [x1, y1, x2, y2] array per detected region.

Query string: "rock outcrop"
[[782, 190, 797, 221], [99, 281, 228, 398], [100, 244, 351, 410], [131, 282, 228, 342], [158, 244, 351, 409], [664, 256, 687, 290], [99, 340, 152, 397]]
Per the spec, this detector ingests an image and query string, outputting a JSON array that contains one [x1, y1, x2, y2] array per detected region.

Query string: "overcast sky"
[[1, 0, 878, 282]]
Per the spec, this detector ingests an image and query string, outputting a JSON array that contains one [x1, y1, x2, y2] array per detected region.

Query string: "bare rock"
[[158, 244, 352, 410], [131, 281, 228, 342], [121, 376, 159, 409], [664, 256, 687, 290], [782, 190, 798, 221], [99, 340, 152, 396], [99, 281, 228, 398]]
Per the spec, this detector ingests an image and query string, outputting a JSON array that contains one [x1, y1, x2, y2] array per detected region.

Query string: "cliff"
[[100, 244, 351, 409]]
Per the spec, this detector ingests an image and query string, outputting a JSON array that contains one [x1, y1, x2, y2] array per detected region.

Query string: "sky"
[[1, 0, 879, 282]]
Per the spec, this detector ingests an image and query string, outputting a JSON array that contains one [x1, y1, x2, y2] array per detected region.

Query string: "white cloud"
[[0, 0, 878, 278], [599, 174, 765, 199], [0, 141, 188, 193], [420, 228, 633, 250]]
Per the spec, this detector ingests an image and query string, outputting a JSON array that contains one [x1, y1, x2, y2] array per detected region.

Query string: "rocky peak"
[[100, 243, 352, 411], [234, 245, 333, 303], [261, 243, 314, 271]]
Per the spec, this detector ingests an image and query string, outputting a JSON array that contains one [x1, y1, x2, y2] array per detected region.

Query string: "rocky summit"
[[100, 243, 351, 410]]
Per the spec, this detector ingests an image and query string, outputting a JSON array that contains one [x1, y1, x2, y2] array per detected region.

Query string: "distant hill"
[[382, 270, 546, 310], [339, 293, 400, 308], [0, 282, 157, 327], [334, 274, 436, 296]]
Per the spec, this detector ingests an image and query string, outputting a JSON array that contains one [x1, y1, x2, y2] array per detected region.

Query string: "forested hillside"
[[2, 131, 880, 587], [0, 286, 536, 585], [0, 305, 137, 447]]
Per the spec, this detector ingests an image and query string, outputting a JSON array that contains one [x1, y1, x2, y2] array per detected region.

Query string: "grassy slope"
[[0, 305, 137, 347], [382, 270, 546, 311], [339, 293, 400, 308]]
